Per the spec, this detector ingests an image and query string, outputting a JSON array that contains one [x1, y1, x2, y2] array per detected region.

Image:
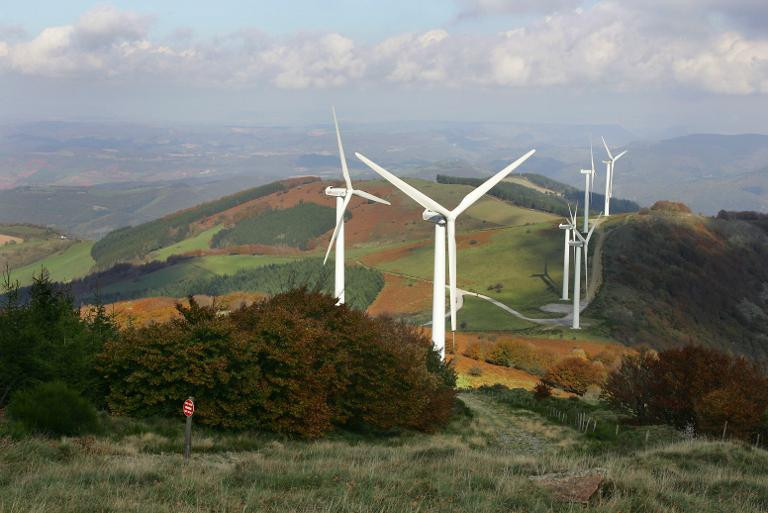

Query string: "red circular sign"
[[182, 399, 195, 417]]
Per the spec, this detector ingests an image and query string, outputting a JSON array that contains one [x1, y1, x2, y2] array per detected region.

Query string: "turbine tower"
[[601, 137, 627, 216], [570, 220, 598, 329], [558, 204, 576, 301], [580, 142, 596, 232], [356, 149, 536, 358], [323, 108, 390, 305]]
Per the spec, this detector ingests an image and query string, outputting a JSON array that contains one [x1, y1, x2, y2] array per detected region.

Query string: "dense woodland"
[[78, 259, 384, 311], [211, 202, 336, 249]]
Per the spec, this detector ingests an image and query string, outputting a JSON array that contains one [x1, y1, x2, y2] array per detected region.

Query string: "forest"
[[211, 202, 337, 249], [88, 259, 384, 311]]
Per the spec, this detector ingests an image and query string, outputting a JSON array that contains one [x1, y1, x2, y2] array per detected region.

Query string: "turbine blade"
[[585, 222, 598, 243], [355, 152, 450, 216], [601, 136, 614, 160], [323, 194, 352, 265], [352, 189, 390, 205], [614, 150, 627, 162], [452, 149, 536, 217], [447, 219, 457, 332], [574, 229, 587, 243], [590, 140, 595, 173], [332, 107, 352, 191]]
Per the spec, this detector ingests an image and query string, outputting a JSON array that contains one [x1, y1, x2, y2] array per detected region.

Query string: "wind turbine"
[[570, 219, 599, 329], [323, 108, 390, 305], [355, 149, 536, 358], [601, 137, 627, 216], [558, 204, 576, 301], [580, 142, 596, 232]]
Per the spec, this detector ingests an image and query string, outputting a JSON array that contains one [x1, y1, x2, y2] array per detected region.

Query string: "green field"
[[147, 225, 225, 261], [9, 241, 95, 287], [458, 295, 537, 331], [2, 390, 765, 512], [371, 222, 563, 316]]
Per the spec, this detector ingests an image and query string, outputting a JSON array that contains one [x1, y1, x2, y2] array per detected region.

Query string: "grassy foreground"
[[1, 392, 767, 512]]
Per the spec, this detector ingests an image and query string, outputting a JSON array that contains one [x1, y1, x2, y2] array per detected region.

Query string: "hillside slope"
[[589, 203, 768, 360]]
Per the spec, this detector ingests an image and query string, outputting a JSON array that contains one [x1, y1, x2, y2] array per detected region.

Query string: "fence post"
[[722, 421, 728, 441]]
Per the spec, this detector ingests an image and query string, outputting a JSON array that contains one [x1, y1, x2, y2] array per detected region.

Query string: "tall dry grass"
[[1, 393, 767, 512]]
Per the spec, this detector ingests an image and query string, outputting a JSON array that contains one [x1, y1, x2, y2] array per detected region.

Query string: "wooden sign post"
[[183, 397, 195, 461]]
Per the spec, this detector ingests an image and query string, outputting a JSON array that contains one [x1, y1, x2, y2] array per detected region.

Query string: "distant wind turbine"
[[580, 141, 596, 232], [570, 219, 599, 329], [356, 149, 536, 358], [323, 108, 390, 305], [601, 137, 627, 216], [558, 204, 577, 301]]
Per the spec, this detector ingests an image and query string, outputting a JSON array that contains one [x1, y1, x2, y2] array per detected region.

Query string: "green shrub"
[[468, 367, 483, 377], [8, 381, 99, 436]]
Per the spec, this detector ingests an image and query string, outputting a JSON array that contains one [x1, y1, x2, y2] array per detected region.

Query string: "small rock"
[[529, 468, 605, 503]]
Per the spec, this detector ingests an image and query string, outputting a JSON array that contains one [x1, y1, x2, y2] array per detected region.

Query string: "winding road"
[[358, 222, 607, 328]]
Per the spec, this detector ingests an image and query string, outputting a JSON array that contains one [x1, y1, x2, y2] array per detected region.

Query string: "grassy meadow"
[[9, 241, 95, 287], [1, 391, 766, 512], [371, 222, 564, 317]]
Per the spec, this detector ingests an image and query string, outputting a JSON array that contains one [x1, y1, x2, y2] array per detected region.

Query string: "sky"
[[1, 0, 767, 134]]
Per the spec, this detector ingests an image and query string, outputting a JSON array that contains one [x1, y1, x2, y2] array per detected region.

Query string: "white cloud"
[[257, 33, 364, 89], [0, 2, 766, 95], [673, 33, 768, 94]]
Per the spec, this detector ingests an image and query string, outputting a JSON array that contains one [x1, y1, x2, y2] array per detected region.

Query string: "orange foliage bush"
[[533, 381, 552, 400], [604, 346, 768, 438], [100, 290, 455, 438], [485, 339, 555, 376], [543, 357, 606, 395]]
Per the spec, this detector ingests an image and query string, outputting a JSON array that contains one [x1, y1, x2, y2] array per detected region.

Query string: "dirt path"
[[458, 393, 578, 453]]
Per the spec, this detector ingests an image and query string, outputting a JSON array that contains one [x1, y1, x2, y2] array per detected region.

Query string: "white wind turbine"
[[601, 137, 627, 216], [580, 142, 596, 233], [558, 204, 577, 301], [356, 149, 536, 359], [570, 218, 599, 330], [323, 109, 390, 305]]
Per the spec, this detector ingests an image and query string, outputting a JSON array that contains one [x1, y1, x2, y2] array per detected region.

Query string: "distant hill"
[[610, 134, 768, 214], [590, 204, 768, 360], [89, 178, 314, 268], [437, 173, 640, 217]]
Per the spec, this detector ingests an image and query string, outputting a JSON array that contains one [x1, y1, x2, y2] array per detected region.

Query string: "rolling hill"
[[12, 170, 768, 365], [0, 224, 95, 287], [587, 202, 768, 360]]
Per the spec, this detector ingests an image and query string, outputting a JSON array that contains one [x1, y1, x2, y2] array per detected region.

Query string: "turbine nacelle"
[[423, 209, 447, 225], [324, 186, 347, 197]]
